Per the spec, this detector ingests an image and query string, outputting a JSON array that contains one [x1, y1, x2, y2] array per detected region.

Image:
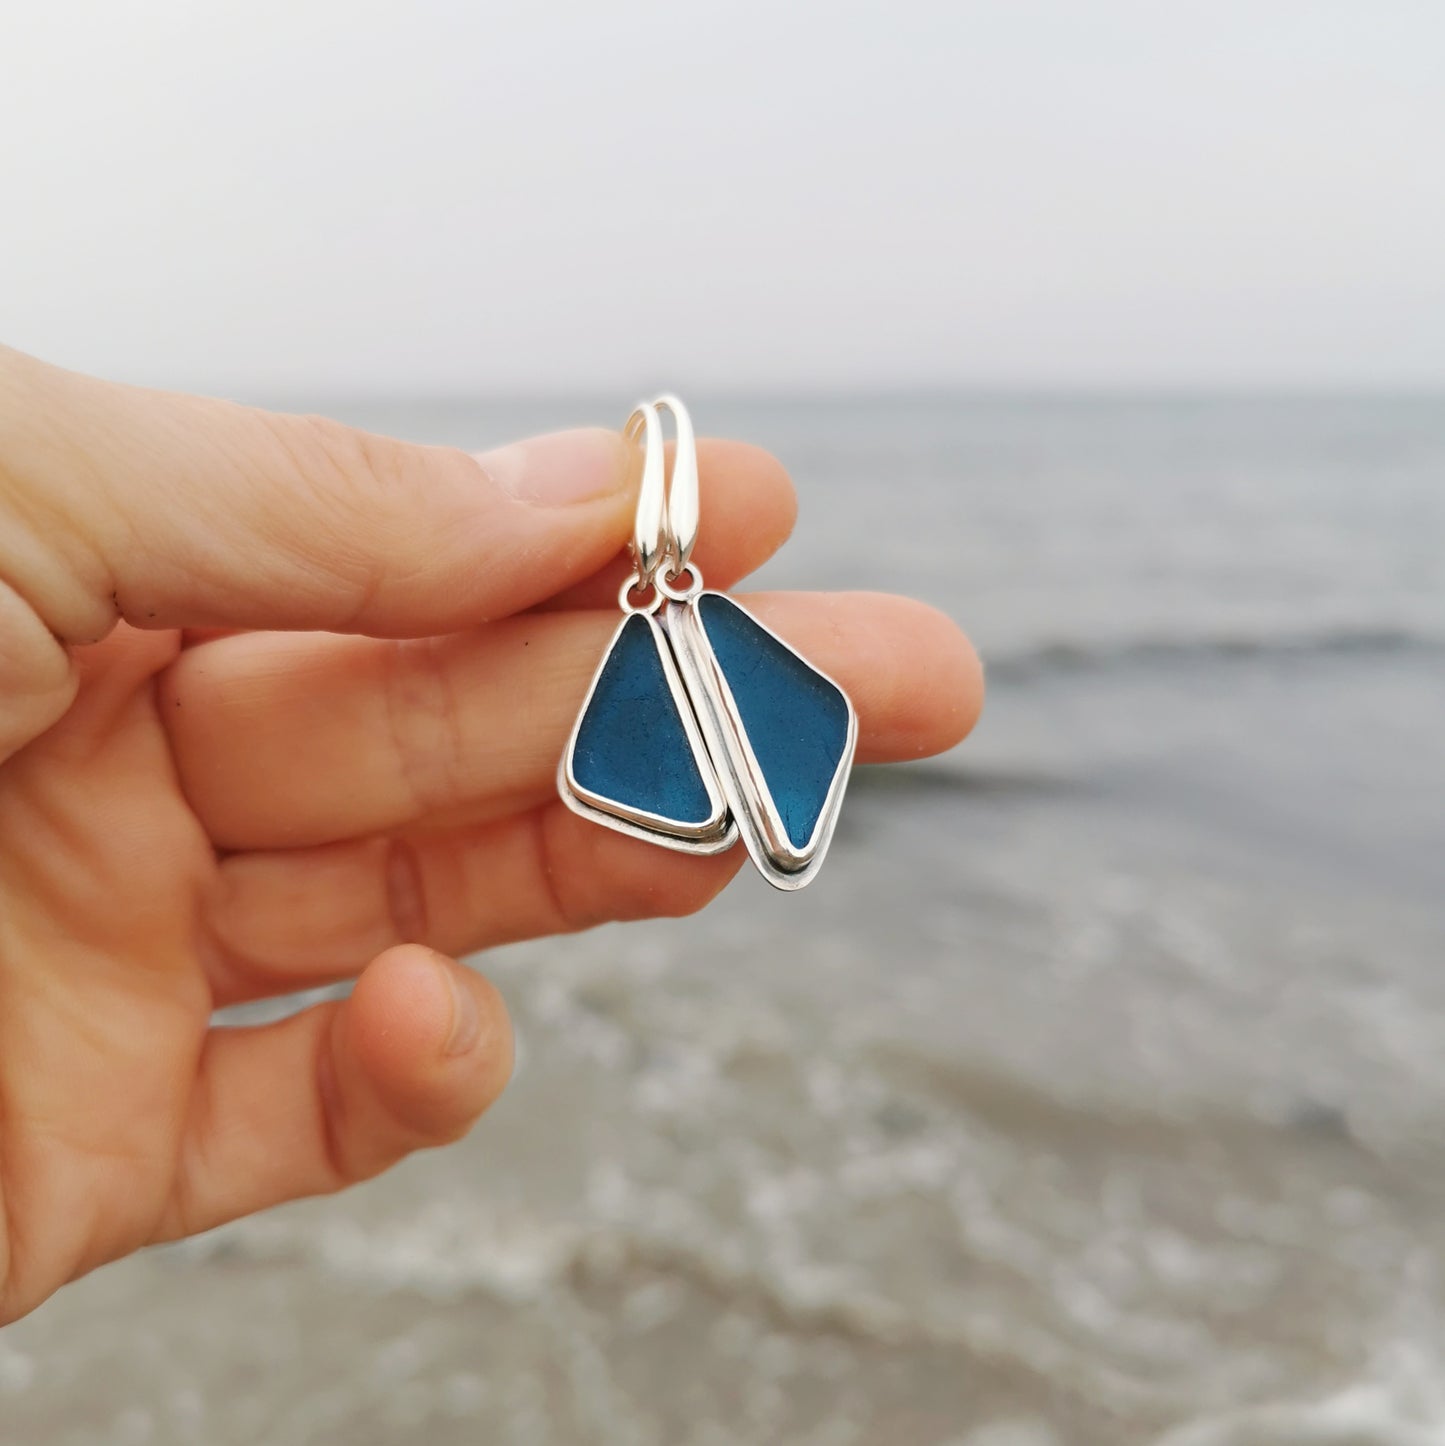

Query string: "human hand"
[[0, 349, 982, 1323]]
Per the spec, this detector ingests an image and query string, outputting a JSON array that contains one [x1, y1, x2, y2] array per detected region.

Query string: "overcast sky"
[[3, 1, 1443, 395]]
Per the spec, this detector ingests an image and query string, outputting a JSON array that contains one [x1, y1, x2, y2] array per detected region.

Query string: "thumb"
[[0, 348, 637, 643], [155, 945, 514, 1243]]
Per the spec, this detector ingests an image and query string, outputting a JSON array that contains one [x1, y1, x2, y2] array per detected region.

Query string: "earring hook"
[[623, 395, 701, 590], [623, 402, 666, 590], [651, 394, 699, 577]]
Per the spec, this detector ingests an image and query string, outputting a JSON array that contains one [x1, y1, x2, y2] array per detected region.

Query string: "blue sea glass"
[[698, 595, 850, 850], [571, 614, 713, 825]]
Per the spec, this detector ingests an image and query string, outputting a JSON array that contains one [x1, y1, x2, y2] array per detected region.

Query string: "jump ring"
[[656, 563, 703, 602], [618, 570, 662, 615]]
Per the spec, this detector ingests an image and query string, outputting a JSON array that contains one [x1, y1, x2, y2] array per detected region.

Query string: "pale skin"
[[0, 347, 983, 1325]]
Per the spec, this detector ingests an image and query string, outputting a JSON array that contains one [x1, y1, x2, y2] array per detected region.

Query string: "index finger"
[[1, 348, 636, 641]]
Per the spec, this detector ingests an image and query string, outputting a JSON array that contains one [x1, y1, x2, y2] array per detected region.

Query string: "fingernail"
[[480, 428, 628, 506], [437, 954, 481, 1057]]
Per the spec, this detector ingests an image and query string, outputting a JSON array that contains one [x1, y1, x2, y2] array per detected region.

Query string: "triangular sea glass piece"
[[565, 613, 727, 841]]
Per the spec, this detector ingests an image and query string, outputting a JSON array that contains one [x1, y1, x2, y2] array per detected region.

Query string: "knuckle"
[[270, 412, 384, 499], [258, 413, 476, 631], [253, 413, 399, 617], [383, 835, 430, 943], [0, 356, 121, 646], [381, 637, 468, 819]]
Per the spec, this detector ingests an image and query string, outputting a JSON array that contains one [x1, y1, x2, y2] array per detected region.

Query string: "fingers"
[[165, 592, 984, 850], [169, 437, 795, 643], [0, 577, 77, 762], [173, 437, 794, 643], [156, 946, 511, 1241], [1, 350, 802, 643], [536, 439, 796, 612], [3, 349, 633, 639], [204, 805, 744, 1006], [3, 345, 638, 639]]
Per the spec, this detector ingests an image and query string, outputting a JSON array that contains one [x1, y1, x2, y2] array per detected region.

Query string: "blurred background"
[[3, 4, 1444, 1444]]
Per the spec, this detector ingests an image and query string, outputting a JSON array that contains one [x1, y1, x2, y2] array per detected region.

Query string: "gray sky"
[[3, 1, 1443, 395]]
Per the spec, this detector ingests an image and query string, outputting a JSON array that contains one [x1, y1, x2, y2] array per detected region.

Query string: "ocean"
[[4, 396, 1444, 1445]]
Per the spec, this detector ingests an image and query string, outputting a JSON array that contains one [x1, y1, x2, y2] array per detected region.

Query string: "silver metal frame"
[[557, 610, 738, 856], [664, 591, 857, 890]]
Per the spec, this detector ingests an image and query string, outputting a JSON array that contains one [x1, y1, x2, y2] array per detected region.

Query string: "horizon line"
[[236, 383, 1445, 409]]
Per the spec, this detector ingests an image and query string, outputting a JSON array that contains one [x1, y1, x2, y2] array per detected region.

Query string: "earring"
[[557, 400, 736, 856], [558, 397, 856, 890]]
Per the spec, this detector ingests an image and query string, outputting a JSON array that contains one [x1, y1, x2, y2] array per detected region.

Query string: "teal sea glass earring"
[[558, 396, 856, 890]]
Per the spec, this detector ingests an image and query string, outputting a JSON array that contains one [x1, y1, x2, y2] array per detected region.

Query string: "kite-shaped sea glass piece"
[[665, 592, 857, 889]]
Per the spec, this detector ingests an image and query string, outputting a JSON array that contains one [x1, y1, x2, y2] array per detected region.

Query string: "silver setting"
[[664, 592, 857, 891], [558, 610, 738, 856]]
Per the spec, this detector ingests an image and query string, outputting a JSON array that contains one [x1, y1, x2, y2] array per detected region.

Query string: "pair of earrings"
[[558, 396, 857, 891]]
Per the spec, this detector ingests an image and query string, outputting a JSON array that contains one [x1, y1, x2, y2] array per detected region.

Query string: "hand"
[[0, 349, 982, 1323]]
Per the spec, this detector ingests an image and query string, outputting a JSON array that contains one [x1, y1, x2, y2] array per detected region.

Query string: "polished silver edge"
[[664, 592, 857, 891], [558, 611, 737, 855], [558, 784, 740, 856]]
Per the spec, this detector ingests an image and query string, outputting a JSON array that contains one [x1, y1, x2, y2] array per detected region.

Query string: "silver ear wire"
[[623, 401, 667, 590], [650, 394, 699, 577], [623, 396, 701, 590]]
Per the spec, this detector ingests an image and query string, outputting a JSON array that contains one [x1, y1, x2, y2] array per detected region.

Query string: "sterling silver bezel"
[[663, 592, 857, 891], [558, 610, 738, 856]]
